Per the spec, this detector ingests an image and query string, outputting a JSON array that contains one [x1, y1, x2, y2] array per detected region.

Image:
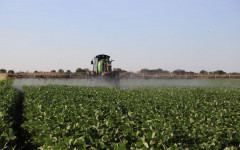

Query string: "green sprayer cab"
[[88, 54, 119, 86], [91, 54, 112, 75]]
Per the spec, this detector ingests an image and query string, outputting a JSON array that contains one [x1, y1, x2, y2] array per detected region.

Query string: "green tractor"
[[88, 54, 120, 86]]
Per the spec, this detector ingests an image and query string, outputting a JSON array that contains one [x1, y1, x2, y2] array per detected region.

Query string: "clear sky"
[[0, 0, 239, 73]]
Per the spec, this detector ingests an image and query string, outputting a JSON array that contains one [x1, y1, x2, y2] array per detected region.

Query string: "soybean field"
[[0, 79, 240, 149], [0, 80, 19, 149]]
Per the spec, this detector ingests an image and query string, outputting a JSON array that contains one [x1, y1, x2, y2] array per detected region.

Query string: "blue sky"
[[0, 0, 239, 73]]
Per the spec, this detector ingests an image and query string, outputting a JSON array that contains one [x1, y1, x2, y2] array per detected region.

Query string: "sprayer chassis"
[[87, 76, 120, 87], [87, 71, 120, 87]]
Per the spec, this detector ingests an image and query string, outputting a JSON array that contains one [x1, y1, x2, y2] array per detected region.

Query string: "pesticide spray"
[[12, 78, 238, 91]]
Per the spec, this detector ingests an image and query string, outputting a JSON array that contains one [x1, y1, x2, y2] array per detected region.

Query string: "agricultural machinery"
[[88, 54, 120, 86]]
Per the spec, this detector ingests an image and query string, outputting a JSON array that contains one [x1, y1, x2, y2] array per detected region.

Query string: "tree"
[[8, 70, 14, 74], [208, 71, 214, 75], [214, 70, 226, 75], [230, 72, 240, 75], [139, 68, 149, 74], [66, 70, 71, 74], [76, 68, 85, 73], [0, 69, 7, 73], [58, 69, 64, 74], [162, 70, 170, 74], [172, 69, 186, 75], [84, 68, 90, 72], [51, 70, 56, 73], [139, 68, 169, 74], [113, 68, 127, 73], [200, 70, 208, 75], [148, 69, 162, 74], [186, 71, 195, 75]]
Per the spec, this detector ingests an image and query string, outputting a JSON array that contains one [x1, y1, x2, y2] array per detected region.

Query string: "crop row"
[[0, 80, 18, 149], [22, 85, 240, 149]]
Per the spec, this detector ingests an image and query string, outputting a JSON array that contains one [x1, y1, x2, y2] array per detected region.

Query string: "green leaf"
[[119, 143, 126, 150], [112, 143, 118, 149], [136, 141, 143, 147], [152, 132, 156, 139], [143, 142, 149, 148], [190, 118, 194, 123], [123, 138, 128, 144], [8, 128, 14, 137]]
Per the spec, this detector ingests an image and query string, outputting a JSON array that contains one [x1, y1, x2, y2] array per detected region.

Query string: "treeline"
[[138, 68, 240, 75], [0, 68, 90, 75], [116, 68, 240, 75], [1, 68, 240, 75]]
